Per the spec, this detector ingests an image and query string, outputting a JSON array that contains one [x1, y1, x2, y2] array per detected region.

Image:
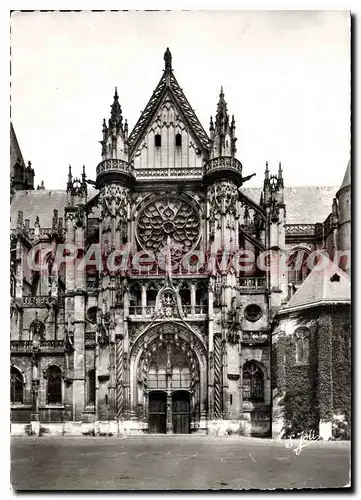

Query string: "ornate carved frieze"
[[241, 331, 269, 344]]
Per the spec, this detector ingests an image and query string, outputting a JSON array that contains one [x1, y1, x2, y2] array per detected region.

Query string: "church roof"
[[127, 48, 210, 156], [10, 122, 25, 170], [11, 185, 337, 230], [10, 189, 98, 229], [242, 186, 337, 224], [279, 258, 351, 314]]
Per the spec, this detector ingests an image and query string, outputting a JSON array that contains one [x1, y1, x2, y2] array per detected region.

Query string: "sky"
[[10, 10, 350, 190]]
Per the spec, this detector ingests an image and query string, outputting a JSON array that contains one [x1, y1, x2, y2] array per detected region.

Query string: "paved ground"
[[11, 436, 351, 490]]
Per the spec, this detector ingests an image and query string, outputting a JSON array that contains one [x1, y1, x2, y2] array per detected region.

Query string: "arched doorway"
[[172, 391, 190, 434], [130, 322, 207, 433], [148, 391, 167, 434]]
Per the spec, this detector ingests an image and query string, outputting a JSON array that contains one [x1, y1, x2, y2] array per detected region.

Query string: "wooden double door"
[[148, 391, 190, 434]]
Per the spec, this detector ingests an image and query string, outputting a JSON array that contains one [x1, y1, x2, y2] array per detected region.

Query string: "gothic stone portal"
[[132, 323, 205, 434]]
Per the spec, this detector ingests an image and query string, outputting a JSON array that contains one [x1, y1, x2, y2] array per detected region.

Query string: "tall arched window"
[[287, 248, 310, 287], [195, 283, 208, 311], [175, 133, 182, 147], [45, 365, 62, 404], [155, 134, 161, 147], [88, 369, 96, 404], [146, 283, 158, 307], [129, 283, 141, 314], [11, 367, 24, 404], [243, 361, 264, 402], [294, 327, 310, 364], [179, 282, 191, 308]]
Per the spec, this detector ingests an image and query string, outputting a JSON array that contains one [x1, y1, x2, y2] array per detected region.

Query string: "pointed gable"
[[11, 122, 25, 171], [339, 159, 351, 192], [127, 48, 209, 162], [280, 257, 350, 313]]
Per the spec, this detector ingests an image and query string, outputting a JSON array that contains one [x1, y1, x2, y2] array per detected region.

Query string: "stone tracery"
[[136, 196, 200, 254]]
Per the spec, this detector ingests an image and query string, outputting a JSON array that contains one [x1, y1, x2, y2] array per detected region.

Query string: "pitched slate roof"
[[127, 52, 210, 156], [11, 185, 337, 230], [242, 186, 337, 224], [10, 189, 98, 229], [279, 257, 351, 314]]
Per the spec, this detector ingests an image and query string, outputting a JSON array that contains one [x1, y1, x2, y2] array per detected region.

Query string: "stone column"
[[166, 392, 173, 434]]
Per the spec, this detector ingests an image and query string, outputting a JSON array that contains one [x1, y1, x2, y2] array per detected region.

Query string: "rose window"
[[137, 197, 200, 254]]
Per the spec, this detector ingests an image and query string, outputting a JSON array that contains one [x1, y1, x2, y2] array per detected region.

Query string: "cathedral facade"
[[10, 49, 351, 439]]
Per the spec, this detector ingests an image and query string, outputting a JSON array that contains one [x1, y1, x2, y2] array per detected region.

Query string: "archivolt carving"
[[136, 196, 200, 254], [130, 321, 207, 362]]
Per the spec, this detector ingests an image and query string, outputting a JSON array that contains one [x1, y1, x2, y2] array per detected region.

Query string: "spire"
[[110, 87, 123, 128], [102, 118, 107, 135], [67, 165, 73, 191], [164, 47, 172, 72], [81, 165, 87, 191], [264, 161, 270, 182], [277, 161, 284, 188], [215, 86, 229, 133]]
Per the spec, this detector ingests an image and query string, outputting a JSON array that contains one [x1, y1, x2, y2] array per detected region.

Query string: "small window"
[[88, 369, 96, 404], [294, 327, 310, 364], [179, 283, 191, 306], [155, 134, 161, 147], [146, 284, 158, 307], [175, 133, 182, 147], [87, 307, 98, 324], [46, 365, 62, 404], [11, 367, 24, 404]]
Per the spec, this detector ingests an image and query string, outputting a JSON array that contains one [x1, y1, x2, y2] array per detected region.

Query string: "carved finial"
[[278, 161, 284, 188], [67, 165, 73, 191], [81, 165, 87, 190], [164, 47, 172, 72], [210, 116, 214, 131], [265, 161, 269, 179], [27, 161, 32, 170], [52, 209, 59, 231], [17, 210, 23, 228], [34, 215, 40, 227]]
